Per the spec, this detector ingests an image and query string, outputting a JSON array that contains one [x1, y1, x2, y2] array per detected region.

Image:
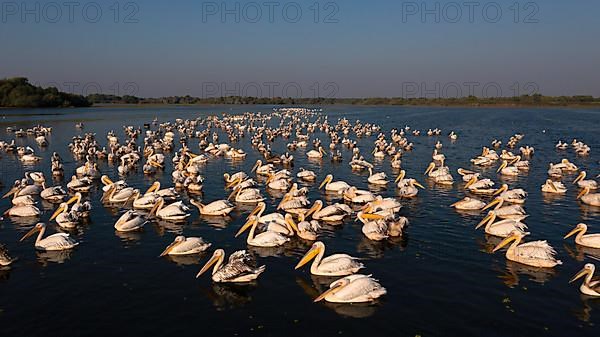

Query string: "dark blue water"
[[0, 105, 599, 337]]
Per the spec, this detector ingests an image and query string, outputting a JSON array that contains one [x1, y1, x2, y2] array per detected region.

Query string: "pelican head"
[[573, 171, 587, 184], [492, 230, 525, 252], [251, 160, 262, 173], [424, 162, 436, 175], [196, 249, 225, 278], [318, 175, 333, 189], [101, 175, 114, 186], [20, 223, 45, 242], [305, 200, 323, 217], [570, 263, 595, 284], [284, 213, 300, 233], [149, 197, 165, 216], [394, 170, 406, 183], [476, 211, 497, 229], [313, 277, 352, 302], [146, 181, 161, 194], [160, 235, 185, 256], [247, 202, 266, 219], [464, 176, 477, 189], [236, 216, 258, 237], [295, 241, 325, 269], [50, 203, 69, 221], [564, 223, 587, 239]]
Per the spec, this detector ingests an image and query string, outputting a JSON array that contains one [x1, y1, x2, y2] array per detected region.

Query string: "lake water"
[[0, 105, 599, 337]]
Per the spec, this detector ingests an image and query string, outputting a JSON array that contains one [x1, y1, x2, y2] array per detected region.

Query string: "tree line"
[[0, 77, 91, 108]]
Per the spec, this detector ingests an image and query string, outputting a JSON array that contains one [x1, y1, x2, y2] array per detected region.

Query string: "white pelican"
[[196, 249, 265, 283], [102, 184, 138, 203], [132, 191, 161, 210], [297, 168, 317, 181], [464, 176, 496, 195], [497, 160, 519, 176], [396, 178, 424, 198], [482, 197, 527, 219], [541, 179, 567, 194], [574, 171, 598, 190], [314, 274, 386, 303], [457, 168, 480, 182], [248, 202, 285, 225], [342, 187, 376, 204], [295, 241, 363, 276], [492, 231, 562, 268], [3, 204, 40, 217], [40, 183, 67, 202], [20, 223, 78, 251], [67, 175, 93, 192], [223, 171, 248, 184], [319, 174, 351, 193], [493, 184, 527, 204], [284, 213, 319, 241], [266, 176, 291, 191], [307, 146, 327, 158], [235, 216, 290, 247], [149, 198, 191, 221], [306, 200, 351, 222], [228, 187, 264, 203], [578, 187, 600, 206], [160, 235, 211, 256], [450, 197, 486, 210], [50, 202, 79, 229], [570, 263, 600, 297], [357, 211, 389, 241], [67, 192, 92, 217], [476, 212, 528, 237], [564, 223, 600, 249], [251, 160, 274, 176], [362, 197, 402, 216], [9, 194, 36, 206], [145, 181, 179, 201], [114, 210, 147, 232], [190, 199, 235, 216], [367, 167, 388, 185]]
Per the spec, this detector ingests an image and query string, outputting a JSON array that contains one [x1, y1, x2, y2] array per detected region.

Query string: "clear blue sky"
[[1, 0, 599, 98]]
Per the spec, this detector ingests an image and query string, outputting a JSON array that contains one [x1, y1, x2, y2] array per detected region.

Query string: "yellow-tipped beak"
[[362, 213, 385, 220], [413, 181, 425, 189], [20, 226, 39, 242], [476, 213, 494, 229], [226, 177, 241, 189], [66, 195, 79, 205], [576, 188, 589, 200], [482, 198, 500, 211], [160, 241, 178, 257], [235, 218, 256, 237], [424, 163, 435, 175], [464, 177, 476, 189], [314, 282, 344, 302], [573, 172, 585, 184], [564, 226, 582, 239], [295, 246, 320, 269], [50, 205, 65, 221], [569, 268, 590, 283], [196, 254, 219, 278], [318, 177, 330, 189], [493, 185, 507, 196], [492, 235, 516, 253]]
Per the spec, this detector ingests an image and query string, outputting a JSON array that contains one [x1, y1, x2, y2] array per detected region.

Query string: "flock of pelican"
[[0, 107, 599, 304]]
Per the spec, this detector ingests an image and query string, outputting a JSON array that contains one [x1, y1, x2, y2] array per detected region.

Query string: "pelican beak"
[[576, 188, 588, 199], [564, 226, 582, 239], [314, 282, 345, 302], [492, 234, 517, 253], [305, 202, 321, 217], [227, 189, 237, 201], [225, 177, 241, 189], [413, 181, 425, 189], [318, 177, 330, 189], [235, 218, 256, 237], [493, 185, 507, 196], [196, 253, 219, 278], [295, 245, 320, 269], [464, 177, 476, 189], [482, 198, 500, 211], [160, 241, 178, 257], [424, 163, 435, 175], [320, 147, 326, 155], [569, 268, 591, 283], [394, 171, 406, 183], [247, 204, 262, 218], [66, 195, 78, 205], [20, 226, 40, 242], [573, 171, 585, 184], [50, 205, 65, 221], [251, 161, 259, 173], [101, 176, 114, 186], [2, 187, 18, 199], [362, 213, 385, 220], [286, 216, 299, 233], [476, 213, 494, 229], [497, 161, 507, 173]]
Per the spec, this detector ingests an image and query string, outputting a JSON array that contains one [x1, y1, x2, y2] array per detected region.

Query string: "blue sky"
[[1, 0, 599, 98]]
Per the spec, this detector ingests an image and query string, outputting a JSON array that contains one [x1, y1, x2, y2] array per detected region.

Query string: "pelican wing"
[[319, 254, 363, 273], [516, 241, 558, 261]]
